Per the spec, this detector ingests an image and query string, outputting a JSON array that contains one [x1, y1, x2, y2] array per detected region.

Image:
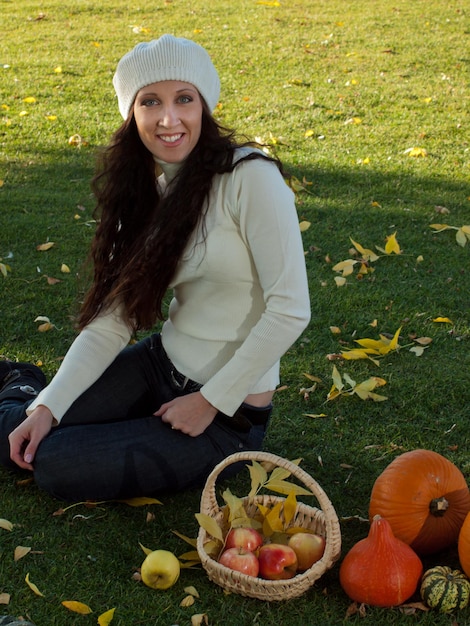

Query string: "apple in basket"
[[258, 544, 298, 580], [218, 547, 260, 577], [288, 532, 326, 572], [225, 527, 264, 553]]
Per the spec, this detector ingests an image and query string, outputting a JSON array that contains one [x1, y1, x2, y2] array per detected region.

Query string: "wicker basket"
[[196, 450, 342, 601]]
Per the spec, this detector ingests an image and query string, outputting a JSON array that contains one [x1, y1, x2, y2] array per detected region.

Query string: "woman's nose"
[[159, 105, 179, 127]]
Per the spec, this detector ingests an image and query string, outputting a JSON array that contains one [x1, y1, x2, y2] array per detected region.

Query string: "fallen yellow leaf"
[[61, 600, 93, 614], [98, 607, 116, 625], [25, 573, 44, 597], [433, 316, 453, 324]]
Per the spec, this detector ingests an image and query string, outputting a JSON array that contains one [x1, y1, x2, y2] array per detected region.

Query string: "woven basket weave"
[[196, 451, 342, 601]]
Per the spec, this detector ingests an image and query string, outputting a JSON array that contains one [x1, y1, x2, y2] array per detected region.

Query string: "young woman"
[[0, 35, 310, 501]]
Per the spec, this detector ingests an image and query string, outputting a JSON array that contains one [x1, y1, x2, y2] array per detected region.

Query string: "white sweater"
[[28, 148, 311, 420]]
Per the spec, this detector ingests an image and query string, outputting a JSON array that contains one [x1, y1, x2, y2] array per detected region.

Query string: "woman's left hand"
[[154, 392, 218, 436]]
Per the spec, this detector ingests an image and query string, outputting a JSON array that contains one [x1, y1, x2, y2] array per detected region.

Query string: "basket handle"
[[200, 450, 337, 526]]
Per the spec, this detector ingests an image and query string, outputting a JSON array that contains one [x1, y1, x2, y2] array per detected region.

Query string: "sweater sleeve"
[[199, 158, 311, 415], [26, 304, 132, 423]]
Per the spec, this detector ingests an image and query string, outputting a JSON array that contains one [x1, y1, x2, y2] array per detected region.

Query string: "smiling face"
[[133, 80, 203, 163]]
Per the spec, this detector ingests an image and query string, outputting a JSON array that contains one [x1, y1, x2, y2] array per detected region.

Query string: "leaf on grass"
[[332, 365, 344, 392], [404, 147, 427, 157], [429, 223, 450, 232], [334, 276, 347, 287], [172, 530, 198, 548], [0, 262, 11, 277], [456, 228, 469, 247], [118, 496, 162, 507], [181, 595, 195, 607], [98, 608, 116, 625], [139, 542, 153, 556], [433, 316, 453, 324], [36, 242, 55, 251], [303, 372, 322, 383], [60, 263, 71, 273], [332, 259, 357, 276], [195, 513, 224, 542], [191, 615, 209, 626], [299, 220, 311, 232], [45, 275, 61, 285], [185, 586, 200, 598], [304, 413, 328, 418], [410, 346, 427, 356], [0, 593, 10, 605], [350, 238, 379, 262], [15, 546, 31, 561], [0, 518, 13, 531], [61, 600, 93, 614], [414, 336, 432, 345], [384, 231, 401, 255], [25, 573, 44, 597], [353, 377, 387, 401]]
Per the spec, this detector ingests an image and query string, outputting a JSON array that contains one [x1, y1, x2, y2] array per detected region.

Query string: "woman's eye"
[[178, 95, 193, 104], [142, 98, 158, 107]]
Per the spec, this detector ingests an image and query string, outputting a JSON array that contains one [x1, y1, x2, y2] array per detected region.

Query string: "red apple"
[[218, 547, 260, 577], [288, 532, 326, 571], [258, 543, 298, 580], [225, 527, 264, 553]]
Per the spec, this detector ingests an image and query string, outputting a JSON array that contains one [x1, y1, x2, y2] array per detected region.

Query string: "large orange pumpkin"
[[369, 449, 470, 555], [458, 512, 470, 578]]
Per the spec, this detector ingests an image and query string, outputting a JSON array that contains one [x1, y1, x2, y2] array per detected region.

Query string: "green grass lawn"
[[0, 0, 469, 624]]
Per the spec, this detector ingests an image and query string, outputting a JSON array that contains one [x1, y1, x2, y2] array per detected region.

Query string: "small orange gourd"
[[339, 515, 423, 607], [458, 512, 470, 578], [369, 449, 470, 555]]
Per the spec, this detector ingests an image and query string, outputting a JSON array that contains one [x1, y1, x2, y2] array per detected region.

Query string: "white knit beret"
[[113, 34, 221, 119]]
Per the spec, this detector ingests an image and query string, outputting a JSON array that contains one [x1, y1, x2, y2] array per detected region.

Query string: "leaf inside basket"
[[195, 513, 224, 543]]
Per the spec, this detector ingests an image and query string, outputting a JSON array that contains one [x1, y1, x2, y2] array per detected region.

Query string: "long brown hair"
[[77, 108, 283, 332]]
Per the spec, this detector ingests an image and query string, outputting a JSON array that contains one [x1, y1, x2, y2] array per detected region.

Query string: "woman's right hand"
[[8, 405, 55, 471]]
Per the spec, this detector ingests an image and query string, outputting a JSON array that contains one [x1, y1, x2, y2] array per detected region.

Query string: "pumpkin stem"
[[429, 496, 449, 517]]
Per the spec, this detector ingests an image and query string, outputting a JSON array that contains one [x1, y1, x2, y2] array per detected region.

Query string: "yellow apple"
[[288, 532, 325, 571], [141, 549, 180, 590]]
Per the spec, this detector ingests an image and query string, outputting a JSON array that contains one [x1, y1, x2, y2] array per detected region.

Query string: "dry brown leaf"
[[180, 595, 195, 607], [191, 615, 209, 626], [414, 336, 432, 345], [0, 518, 13, 531], [14, 546, 31, 561], [0, 593, 10, 605], [36, 242, 55, 251], [184, 586, 200, 598], [45, 276, 62, 285], [399, 601, 429, 614]]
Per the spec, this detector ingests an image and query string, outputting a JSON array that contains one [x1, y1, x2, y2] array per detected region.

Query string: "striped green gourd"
[[420, 566, 470, 613]]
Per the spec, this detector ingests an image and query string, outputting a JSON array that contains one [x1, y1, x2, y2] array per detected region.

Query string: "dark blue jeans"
[[0, 335, 269, 501]]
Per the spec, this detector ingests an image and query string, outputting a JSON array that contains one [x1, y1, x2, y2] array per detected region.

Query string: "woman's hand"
[[154, 392, 218, 437], [9, 405, 55, 470]]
